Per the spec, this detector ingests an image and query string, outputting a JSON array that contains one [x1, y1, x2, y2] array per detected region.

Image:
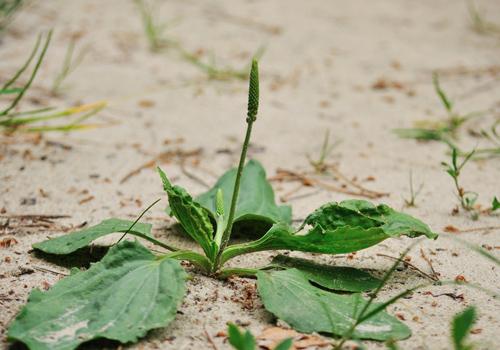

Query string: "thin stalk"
[[214, 59, 259, 270], [333, 242, 419, 350], [116, 198, 161, 244], [223, 123, 253, 244], [2, 33, 41, 90]]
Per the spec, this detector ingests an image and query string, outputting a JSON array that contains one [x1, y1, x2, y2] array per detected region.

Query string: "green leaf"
[[275, 338, 293, 350], [0, 87, 23, 94], [304, 200, 438, 239], [8, 240, 187, 350], [158, 167, 217, 260], [393, 128, 445, 141], [33, 218, 152, 255], [492, 196, 499, 211], [452, 306, 476, 350], [256, 269, 411, 341], [222, 200, 437, 263], [271, 255, 381, 292], [196, 159, 292, 232], [228, 323, 256, 350], [433, 73, 453, 113]]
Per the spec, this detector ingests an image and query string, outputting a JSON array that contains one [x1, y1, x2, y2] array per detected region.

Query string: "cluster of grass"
[[133, 0, 265, 81], [0, 31, 105, 133], [394, 73, 499, 159]]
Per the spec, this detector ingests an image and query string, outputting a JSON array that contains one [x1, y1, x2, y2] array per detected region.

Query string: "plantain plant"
[[7, 59, 438, 350]]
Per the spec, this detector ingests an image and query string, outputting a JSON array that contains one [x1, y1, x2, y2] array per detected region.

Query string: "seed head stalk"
[[214, 59, 259, 272]]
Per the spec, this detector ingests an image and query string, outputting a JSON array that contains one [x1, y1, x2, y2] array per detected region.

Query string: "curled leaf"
[[222, 200, 437, 263]]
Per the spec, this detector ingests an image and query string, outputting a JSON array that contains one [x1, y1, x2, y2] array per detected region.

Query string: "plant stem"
[[163, 250, 212, 273], [333, 242, 421, 350], [214, 59, 259, 271], [214, 122, 254, 268], [217, 267, 259, 279], [224, 122, 253, 242]]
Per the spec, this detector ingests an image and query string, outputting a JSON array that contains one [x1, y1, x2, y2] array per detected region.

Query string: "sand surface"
[[1, 1, 499, 349]]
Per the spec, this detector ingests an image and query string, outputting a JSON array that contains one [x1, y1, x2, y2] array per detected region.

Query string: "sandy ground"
[[1, 0, 500, 349]]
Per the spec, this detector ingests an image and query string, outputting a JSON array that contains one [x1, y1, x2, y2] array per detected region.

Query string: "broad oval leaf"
[[256, 269, 411, 341], [271, 255, 381, 292], [158, 167, 217, 260], [8, 240, 187, 350], [196, 159, 292, 231], [33, 218, 152, 255]]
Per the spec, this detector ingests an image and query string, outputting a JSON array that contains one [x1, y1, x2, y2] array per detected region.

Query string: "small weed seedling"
[[307, 129, 341, 173], [442, 149, 499, 219], [442, 148, 479, 218], [8, 60, 439, 350], [404, 169, 424, 207], [394, 73, 476, 149], [178, 45, 266, 81], [467, 0, 500, 37], [393, 74, 500, 158], [51, 37, 88, 95], [0, 31, 106, 133], [134, 0, 178, 52]]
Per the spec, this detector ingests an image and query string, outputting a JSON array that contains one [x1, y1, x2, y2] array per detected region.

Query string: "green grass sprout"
[[51, 37, 89, 95], [134, 0, 178, 52], [404, 169, 424, 207], [178, 45, 266, 81], [393, 74, 498, 158], [308, 129, 341, 173], [441, 148, 479, 219], [467, 0, 500, 36]]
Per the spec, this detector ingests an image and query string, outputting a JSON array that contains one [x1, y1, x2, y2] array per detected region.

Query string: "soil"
[[1, 1, 499, 349]]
